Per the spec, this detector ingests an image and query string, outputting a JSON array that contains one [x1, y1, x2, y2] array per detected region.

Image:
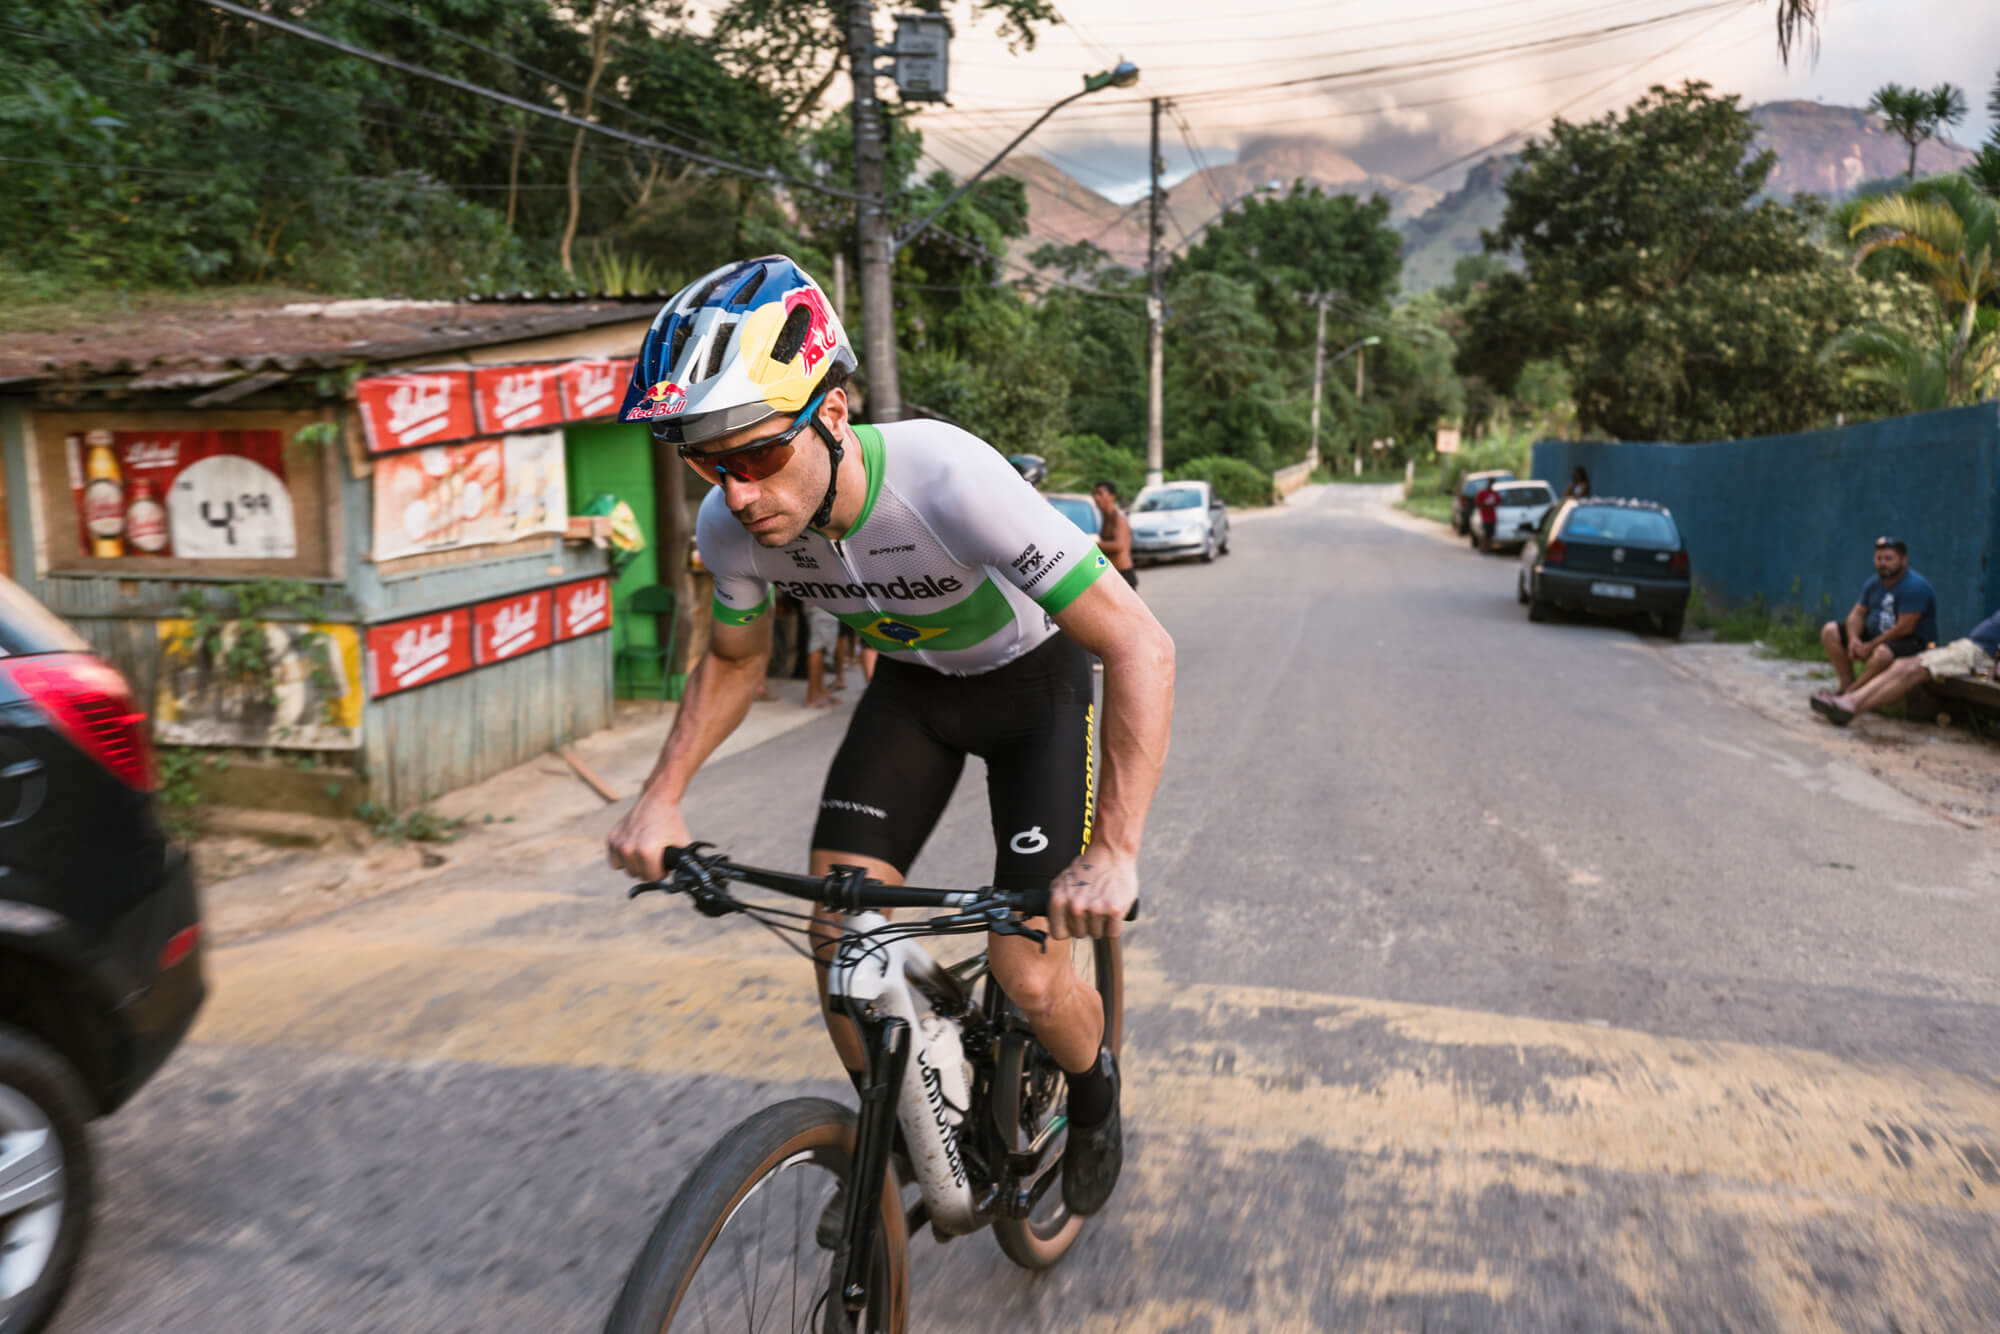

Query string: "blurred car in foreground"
[[1451, 468, 1515, 535], [1475, 479, 1557, 552], [0, 576, 204, 1333], [1519, 498, 1691, 638], [1130, 481, 1229, 564], [1044, 492, 1102, 536]]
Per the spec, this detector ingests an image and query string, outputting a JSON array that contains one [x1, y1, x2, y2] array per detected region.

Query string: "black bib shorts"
[[810, 633, 1097, 893]]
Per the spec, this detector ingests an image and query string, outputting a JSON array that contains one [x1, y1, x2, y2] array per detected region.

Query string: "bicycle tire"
[[603, 1097, 908, 1334], [990, 935, 1123, 1270]]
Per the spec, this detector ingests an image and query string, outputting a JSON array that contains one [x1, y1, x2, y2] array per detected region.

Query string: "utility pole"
[[847, 0, 900, 422], [1354, 346, 1366, 476], [1145, 97, 1167, 489], [1306, 296, 1328, 470]]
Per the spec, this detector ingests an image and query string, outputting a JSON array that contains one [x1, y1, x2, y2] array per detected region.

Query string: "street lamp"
[[895, 61, 1140, 252], [1308, 331, 1380, 470]]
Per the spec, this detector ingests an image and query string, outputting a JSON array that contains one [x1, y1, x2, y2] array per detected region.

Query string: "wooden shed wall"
[[362, 630, 612, 810]]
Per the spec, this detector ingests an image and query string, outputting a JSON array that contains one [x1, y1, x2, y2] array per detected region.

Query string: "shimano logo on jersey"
[[916, 1050, 968, 1187], [821, 797, 888, 820], [777, 574, 963, 602], [868, 543, 916, 555]]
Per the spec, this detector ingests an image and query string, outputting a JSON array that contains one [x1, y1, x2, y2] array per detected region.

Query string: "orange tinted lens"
[[683, 441, 794, 484]]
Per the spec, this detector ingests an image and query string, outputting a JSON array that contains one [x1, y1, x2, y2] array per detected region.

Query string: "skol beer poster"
[[370, 430, 568, 562], [65, 429, 296, 560]]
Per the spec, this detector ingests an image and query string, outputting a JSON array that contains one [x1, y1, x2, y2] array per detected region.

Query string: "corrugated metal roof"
[[0, 296, 658, 394]]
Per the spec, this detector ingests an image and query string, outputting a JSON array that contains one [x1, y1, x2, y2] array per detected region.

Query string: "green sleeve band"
[[1036, 552, 1109, 616], [712, 591, 772, 626]]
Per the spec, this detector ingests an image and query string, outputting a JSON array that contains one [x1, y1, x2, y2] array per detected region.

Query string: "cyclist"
[[605, 257, 1175, 1218]]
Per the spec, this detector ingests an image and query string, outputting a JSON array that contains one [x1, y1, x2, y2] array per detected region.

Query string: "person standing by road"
[[1566, 466, 1591, 499], [1093, 480, 1137, 590], [1473, 478, 1502, 549], [1818, 536, 1938, 694]]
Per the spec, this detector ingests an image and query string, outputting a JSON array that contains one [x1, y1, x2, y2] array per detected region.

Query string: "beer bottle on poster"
[[82, 430, 126, 557], [125, 478, 169, 554]]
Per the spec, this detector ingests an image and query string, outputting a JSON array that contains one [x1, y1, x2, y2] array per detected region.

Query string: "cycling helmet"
[[621, 256, 858, 529], [619, 256, 857, 447], [1008, 454, 1048, 488]]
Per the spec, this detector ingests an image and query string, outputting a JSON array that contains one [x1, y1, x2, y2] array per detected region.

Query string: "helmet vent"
[[727, 266, 767, 308], [666, 321, 692, 375], [704, 321, 737, 381], [770, 304, 814, 366]]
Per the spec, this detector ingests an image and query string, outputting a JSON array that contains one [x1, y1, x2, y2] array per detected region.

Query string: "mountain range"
[[1000, 102, 1977, 294]]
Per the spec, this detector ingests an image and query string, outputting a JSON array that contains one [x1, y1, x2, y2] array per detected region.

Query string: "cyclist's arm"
[[1052, 576, 1174, 860], [608, 498, 776, 881]]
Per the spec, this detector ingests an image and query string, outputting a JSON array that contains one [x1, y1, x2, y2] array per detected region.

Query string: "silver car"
[[1129, 481, 1230, 564]]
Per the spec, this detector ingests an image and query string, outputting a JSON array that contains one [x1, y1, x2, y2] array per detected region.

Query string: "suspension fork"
[[832, 1003, 909, 1329]]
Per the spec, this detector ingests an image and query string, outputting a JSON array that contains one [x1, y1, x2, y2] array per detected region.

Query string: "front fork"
[[830, 1005, 909, 1332]]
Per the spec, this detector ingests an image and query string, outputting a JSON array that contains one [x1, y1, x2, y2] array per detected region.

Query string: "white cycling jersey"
[[699, 419, 1110, 675]]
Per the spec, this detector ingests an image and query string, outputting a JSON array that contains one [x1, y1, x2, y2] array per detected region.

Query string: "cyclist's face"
[[691, 390, 847, 547]]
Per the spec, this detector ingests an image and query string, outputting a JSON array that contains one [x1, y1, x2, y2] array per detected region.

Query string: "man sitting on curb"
[[1811, 606, 2000, 727], [1818, 536, 1938, 692]]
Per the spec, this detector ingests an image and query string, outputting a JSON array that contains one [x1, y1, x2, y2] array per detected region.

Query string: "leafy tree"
[[1839, 174, 2000, 404], [1458, 81, 1899, 440], [1967, 70, 2000, 199], [1867, 81, 1968, 180], [1823, 317, 1999, 411]]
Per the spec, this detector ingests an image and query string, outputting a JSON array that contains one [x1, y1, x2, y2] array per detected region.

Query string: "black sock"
[[1065, 1055, 1114, 1128]]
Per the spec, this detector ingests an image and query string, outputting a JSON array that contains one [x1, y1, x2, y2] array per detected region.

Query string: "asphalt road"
[[54, 485, 2000, 1333]]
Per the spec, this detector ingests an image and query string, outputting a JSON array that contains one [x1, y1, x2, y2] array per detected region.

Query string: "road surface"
[[54, 485, 2000, 1332]]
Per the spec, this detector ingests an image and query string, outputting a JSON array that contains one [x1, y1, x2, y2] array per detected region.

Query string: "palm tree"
[[1969, 70, 2000, 200], [1772, 0, 1820, 66], [1823, 320, 1999, 412], [1846, 175, 2000, 404], [1868, 83, 1970, 180]]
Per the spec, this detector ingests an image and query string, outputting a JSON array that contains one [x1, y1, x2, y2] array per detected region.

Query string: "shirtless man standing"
[[1093, 480, 1137, 590]]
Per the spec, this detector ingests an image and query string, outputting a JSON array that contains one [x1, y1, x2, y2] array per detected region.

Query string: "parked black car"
[[0, 576, 204, 1332], [1518, 497, 1691, 638]]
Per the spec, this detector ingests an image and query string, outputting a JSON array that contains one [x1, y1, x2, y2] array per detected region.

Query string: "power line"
[[0, 153, 641, 193], [192, 0, 862, 202]]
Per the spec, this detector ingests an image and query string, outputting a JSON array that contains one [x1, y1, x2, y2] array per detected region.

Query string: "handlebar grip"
[[1013, 891, 1141, 923]]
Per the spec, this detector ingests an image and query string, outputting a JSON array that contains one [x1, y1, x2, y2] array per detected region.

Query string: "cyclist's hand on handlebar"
[[606, 792, 690, 882], [1047, 851, 1139, 941]]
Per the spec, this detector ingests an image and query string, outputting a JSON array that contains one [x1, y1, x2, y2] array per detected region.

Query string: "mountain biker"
[[604, 257, 1176, 1218]]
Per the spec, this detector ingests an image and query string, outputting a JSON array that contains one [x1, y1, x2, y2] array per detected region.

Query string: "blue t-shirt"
[[1858, 570, 1939, 645], [1967, 608, 2000, 658]]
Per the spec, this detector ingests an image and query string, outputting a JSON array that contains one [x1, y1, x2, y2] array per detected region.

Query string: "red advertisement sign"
[[473, 365, 564, 435], [553, 576, 613, 640], [473, 588, 552, 665], [356, 372, 477, 454], [64, 429, 294, 560], [365, 608, 474, 698], [557, 358, 632, 422]]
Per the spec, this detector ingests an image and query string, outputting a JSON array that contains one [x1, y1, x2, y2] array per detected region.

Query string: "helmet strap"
[[809, 414, 843, 532]]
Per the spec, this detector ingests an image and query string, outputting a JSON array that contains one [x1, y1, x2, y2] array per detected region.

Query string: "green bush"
[[1046, 433, 1145, 498], [1169, 455, 1273, 508]]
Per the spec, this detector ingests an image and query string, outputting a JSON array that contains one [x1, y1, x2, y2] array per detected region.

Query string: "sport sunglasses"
[[676, 388, 832, 486]]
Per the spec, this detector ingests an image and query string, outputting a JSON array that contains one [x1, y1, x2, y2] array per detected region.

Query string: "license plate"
[[1590, 581, 1636, 599]]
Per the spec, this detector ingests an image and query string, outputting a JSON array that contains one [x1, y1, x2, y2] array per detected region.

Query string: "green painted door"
[[564, 422, 665, 697]]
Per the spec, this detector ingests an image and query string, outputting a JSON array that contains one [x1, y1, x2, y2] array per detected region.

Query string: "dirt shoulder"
[[1653, 641, 1999, 830]]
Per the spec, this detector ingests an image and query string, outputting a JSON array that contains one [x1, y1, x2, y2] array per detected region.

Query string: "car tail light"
[[3, 653, 157, 790], [1670, 550, 1689, 573], [160, 924, 200, 971], [1545, 539, 1567, 565]]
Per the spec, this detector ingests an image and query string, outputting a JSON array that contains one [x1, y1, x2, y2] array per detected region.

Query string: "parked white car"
[[1129, 480, 1230, 563], [1474, 479, 1556, 552]]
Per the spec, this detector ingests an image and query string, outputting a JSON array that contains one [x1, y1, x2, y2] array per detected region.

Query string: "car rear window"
[[1047, 496, 1100, 534], [1495, 483, 1553, 504], [1561, 505, 1679, 545], [1136, 487, 1203, 512], [1459, 471, 1514, 496], [0, 578, 89, 658]]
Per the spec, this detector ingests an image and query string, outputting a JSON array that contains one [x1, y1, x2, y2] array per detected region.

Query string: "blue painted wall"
[[1531, 404, 2000, 639]]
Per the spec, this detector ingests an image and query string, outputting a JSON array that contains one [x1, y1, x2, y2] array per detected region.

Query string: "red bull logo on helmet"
[[624, 379, 687, 422], [783, 287, 840, 375]]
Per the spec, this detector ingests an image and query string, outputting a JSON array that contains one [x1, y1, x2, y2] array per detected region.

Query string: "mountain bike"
[[604, 843, 1130, 1334]]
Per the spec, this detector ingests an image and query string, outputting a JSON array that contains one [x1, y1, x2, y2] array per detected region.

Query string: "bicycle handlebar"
[[640, 843, 1139, 924]]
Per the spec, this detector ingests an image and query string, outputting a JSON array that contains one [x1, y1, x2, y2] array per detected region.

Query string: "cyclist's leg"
[[978, 636, 1102, 1074], [809, 658, 964, 1072]]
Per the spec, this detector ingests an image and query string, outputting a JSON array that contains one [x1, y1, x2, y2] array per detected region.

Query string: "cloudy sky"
[[890, 0, 1999, 201]]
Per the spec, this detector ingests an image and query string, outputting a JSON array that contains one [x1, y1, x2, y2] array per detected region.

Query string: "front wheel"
[[991, 936, 1123, 1270], [604, 1098, 908, 1334], [1199, 533, 1215, 563]]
